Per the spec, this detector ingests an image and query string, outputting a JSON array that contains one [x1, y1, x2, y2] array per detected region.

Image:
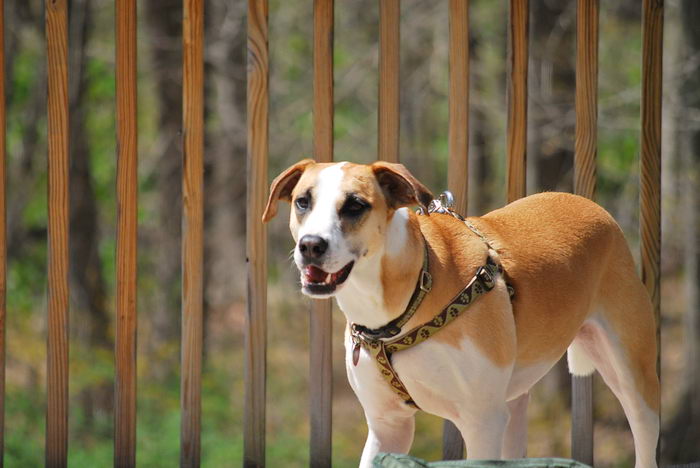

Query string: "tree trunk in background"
[[664, 0, 700, 463], [468, 32, 495, 216], [527, 1, 576, 193], [67, 0, 113, 431], [5, 3, 46, 256], [144, 0, 183, 374], [202, 0, 248, 354], [527, 1, 576, 405]]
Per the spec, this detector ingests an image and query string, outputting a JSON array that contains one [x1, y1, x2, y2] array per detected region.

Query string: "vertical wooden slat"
[[506, 0, 529, 204], [181, 0, 204, 466], [311, 1, 334, 465], [313, 0, 334, 164], [444, 1, 470, 457], [574, 0, 598, 200], [245, 1, 269, 466], [447, 0, 469, 217], [46, 0, 70, 465], [378, 0, 399, 163], [640, 1, 663, 460], [571, 1, 598, 465], [0, 1, 6, 464], [571, 377, 593, 464], [114, 0, 138, 466]]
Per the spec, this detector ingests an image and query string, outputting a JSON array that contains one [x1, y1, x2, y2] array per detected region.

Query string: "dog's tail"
[[567, 340, 596, 377]]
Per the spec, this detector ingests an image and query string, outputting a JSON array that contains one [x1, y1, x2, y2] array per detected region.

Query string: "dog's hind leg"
[[572, 317, 659, 468], [359, 411, 415, 468], [502, 392, 529, 459]]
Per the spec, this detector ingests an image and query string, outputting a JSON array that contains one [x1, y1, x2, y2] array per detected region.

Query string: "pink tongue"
[[306, 265, 328, 283]]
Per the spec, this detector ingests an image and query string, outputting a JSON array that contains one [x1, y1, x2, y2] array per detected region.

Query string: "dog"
[[262, 159, 659, 468]]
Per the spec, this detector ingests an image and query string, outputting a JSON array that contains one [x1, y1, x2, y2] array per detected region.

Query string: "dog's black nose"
[[299, 235, 328, 260]]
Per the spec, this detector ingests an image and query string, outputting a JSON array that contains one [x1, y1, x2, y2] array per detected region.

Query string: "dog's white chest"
[[344, 331, 513, 421]]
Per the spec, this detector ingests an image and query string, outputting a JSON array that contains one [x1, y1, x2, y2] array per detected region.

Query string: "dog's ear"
[[371, 161, 433, 213], [262, 159, 315, 223]]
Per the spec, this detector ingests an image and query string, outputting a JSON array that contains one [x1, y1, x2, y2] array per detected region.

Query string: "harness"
[[349, 192, 514, 409]]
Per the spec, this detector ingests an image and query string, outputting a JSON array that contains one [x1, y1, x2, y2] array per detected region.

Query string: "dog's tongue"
[[305, 265, 328, 283]]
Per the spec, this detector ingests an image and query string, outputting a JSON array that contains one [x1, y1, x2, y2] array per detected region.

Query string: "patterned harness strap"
[[350, 191, 512, 409]]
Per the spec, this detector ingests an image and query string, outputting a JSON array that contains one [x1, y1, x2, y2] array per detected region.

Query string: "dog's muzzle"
[[300, 261, 355, 296]]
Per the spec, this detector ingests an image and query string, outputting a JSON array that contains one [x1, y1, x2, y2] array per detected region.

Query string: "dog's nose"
[[299, 235, 328, 260]]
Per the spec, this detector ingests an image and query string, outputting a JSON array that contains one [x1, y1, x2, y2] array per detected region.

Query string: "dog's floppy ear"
[[371, 161, 433, 213], [262, 159, 315, 223]]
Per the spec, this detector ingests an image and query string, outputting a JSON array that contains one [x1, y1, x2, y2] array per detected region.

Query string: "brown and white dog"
[[262, 160, 659, 468]]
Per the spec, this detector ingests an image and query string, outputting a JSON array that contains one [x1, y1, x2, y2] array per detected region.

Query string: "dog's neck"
[[335, 207, 424, 330]]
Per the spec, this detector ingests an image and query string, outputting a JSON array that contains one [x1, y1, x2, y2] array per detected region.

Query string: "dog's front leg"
[[502, 393, 529, 458], [454, 402, 509, 460], [359, 412, 415, 468]]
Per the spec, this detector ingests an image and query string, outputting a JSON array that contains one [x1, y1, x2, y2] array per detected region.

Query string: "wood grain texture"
[[0, 1, 6, 464], [506, 0, 528, 204], [310, 300, 332, 468], [572, 2, 598, 463], [312, 1, 334, 465], [574, 0, 598, 199], [378, 0, 399, 163], [640, 0, 663, 378], [314, 0, 334, 164], [245, 1, 269, 466], [640, 4, 663, 462], [572, 375, 594, 465], [445, 5, 470, 453], [447, 0, 469, 217], [114, 0, 138, 466], [46, 0, 70, 465], [181, 0, 204, 466]]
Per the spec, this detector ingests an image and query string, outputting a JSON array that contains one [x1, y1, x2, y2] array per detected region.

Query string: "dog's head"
[[263, 160, 433, 298]]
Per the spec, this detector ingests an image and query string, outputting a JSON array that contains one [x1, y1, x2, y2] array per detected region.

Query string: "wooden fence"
[[0, 0, 666, 467]]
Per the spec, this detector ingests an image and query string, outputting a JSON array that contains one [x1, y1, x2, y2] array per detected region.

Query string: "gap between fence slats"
[[506, 0, 528, 204], [46, 0, 70, 465], [311, 1, 334, 465], [572, 1, 598, 465], [447, 0, 469, 218], [378, 0, 399, 163], [640, 1, 663, 461], [245, 1, 269, 466], [114, 0, 138, 466], [0, 1, 6, 464], [181, 0, 204, 466], [443, 0, 469, 458]]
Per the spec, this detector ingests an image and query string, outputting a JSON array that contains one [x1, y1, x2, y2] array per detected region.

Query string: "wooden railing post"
[[245, 0, 269, 466], [46, 0, 70, 465], [181, 0, 205, 466], [571, 1, 598, 465], [378, 0, 400, 164], [443, 0, 470, 459], [640, 0, 664, 461], [311, 1, 334, 466], [506, 0, 529, 204], [447, 0, 469, 219], [114, 0, 138, 466]]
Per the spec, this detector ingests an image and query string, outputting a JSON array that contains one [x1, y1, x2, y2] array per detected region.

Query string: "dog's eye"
[[341, 197, 369, 217], [295, 196, 310, 211]]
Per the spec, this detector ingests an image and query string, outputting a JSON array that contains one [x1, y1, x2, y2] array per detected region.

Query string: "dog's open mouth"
[[302, 261, 354, 295]]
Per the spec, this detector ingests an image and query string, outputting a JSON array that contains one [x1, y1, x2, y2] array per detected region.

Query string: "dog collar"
[[351, 240, 432, 344]]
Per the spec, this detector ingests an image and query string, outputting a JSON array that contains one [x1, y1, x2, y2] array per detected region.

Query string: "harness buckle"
[[475, 266, 494, 289], [419, 270, 432, 293]]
